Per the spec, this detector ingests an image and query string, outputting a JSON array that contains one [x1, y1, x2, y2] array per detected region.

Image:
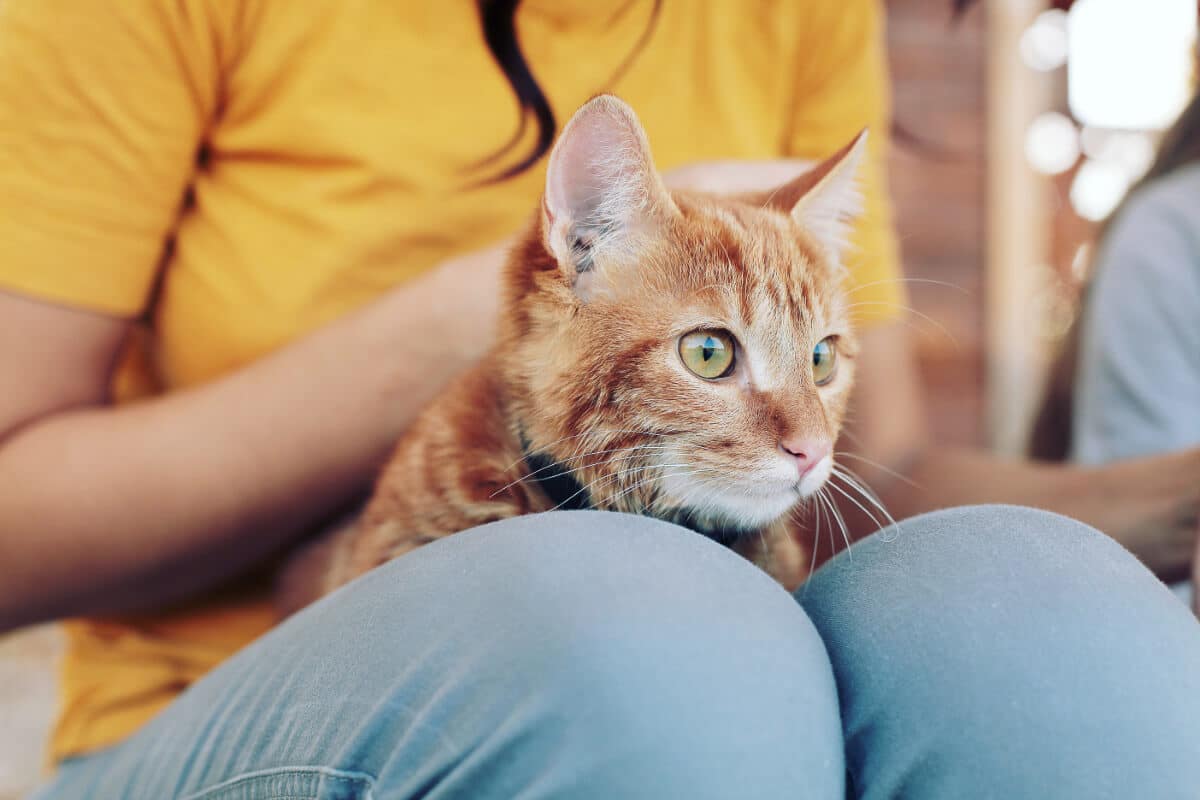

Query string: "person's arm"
[[0, 243, 508, 632], [841, 322, 1200, 580], [0, 2, 517, 630]]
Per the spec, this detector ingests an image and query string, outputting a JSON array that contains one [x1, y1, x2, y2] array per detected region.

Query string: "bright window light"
[[1079, 127, 1156, 181], [1070, 158, 1132, 221], [1025, 111, 1080, 174], [1068, 0, 1197, 130], [1020, 9, 1070, 72]]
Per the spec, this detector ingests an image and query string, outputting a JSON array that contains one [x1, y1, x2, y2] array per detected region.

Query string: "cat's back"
[[357, 361, 551, 552]]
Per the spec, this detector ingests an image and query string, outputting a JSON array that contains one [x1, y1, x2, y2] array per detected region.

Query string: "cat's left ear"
[[765, 130, 868, 263], [542, 95, 679, 300]]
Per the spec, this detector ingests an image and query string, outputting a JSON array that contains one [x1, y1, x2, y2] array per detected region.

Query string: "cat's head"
[[503, 95, 862, 538]]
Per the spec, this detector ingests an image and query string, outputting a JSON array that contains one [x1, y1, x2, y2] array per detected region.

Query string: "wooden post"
[[985, 0, 1053, 456]]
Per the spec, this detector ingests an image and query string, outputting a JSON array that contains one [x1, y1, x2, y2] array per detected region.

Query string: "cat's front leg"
[[328, 485, 534, 596], [736, 519, 814, 592]]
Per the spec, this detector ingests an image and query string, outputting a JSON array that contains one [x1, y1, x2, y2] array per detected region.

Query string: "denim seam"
[[178, 765, 377, 800]]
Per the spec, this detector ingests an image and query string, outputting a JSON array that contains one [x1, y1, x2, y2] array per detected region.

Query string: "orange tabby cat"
[[279, 95, 865, 613]]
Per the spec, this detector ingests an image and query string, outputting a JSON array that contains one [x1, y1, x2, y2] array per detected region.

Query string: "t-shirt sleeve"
[[1071, 189, 1200, 464], [784, 0, 904, 327], [0, 0, 226, 316]]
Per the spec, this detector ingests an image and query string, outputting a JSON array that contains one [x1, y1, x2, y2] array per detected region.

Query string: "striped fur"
[[278, 97, 863, 613]]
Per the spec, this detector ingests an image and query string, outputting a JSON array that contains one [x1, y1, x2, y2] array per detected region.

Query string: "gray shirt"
[[1072, 163, 1200, 465]]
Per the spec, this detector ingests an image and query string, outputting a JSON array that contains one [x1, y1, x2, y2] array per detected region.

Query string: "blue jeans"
[[35, 506, 1200, 799]]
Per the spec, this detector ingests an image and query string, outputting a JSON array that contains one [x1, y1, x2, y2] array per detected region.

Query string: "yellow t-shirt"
[[0, 0, 903, 761]]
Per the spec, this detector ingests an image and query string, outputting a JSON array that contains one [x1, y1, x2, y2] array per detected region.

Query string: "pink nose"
[[779, 437, 831, 477]]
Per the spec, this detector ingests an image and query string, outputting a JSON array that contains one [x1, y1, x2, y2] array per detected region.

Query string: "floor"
[[0, 626, 60, 800]]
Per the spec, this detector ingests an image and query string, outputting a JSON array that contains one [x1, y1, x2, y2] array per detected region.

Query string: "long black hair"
[[473, 0, 663, 182]]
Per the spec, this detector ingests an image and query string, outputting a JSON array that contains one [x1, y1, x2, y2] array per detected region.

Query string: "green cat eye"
[[812, 337, 838, 385], [679, 330, 736, 380]]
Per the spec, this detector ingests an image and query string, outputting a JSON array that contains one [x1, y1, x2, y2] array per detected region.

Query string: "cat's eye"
[[812, 337, 838, 386], [679, 330, 736, 380]]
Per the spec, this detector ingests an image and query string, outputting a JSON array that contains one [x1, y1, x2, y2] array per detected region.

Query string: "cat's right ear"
[[542, 95, 677, 301]]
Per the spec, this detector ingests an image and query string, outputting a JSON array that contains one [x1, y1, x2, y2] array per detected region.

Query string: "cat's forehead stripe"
[[720, 209, 837, 392], [745, 343, 779, 392], [709, 207, 747, 235], [677, 199, 836, 348]]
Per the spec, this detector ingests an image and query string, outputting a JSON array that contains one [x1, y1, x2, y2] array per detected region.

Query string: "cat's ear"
[[542, 95, 677, 300], [766, 130, 868, 263]]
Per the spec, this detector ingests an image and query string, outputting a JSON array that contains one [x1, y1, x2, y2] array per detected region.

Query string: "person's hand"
[[662, 159, 816, 195], [1106, 447, 1200, 580], [390, 236, 517, 364]]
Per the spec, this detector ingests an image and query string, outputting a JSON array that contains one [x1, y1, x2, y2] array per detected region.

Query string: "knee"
[[805, 503, 1185, 620], [351, 511, 846, 798], [800, 504, 1200, 797]]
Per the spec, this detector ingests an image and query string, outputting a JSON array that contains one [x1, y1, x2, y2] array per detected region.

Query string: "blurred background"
[[2, 0, 1197, 796], [895, 0, 1197, 456]]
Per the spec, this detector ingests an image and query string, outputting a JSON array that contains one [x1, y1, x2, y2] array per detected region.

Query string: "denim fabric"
[[34, 506, 1200, 799]]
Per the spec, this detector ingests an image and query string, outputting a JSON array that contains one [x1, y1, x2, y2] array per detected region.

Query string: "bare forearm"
[[825, 321, 1200, 579], [859, 446, 1200, 578], [0, 268, 487, 629]]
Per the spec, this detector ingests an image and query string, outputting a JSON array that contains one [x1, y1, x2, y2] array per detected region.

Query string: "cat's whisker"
[[847, 312, 959, 352], [820, 487, 853, 561], [830, 466, 900, 532], [493, 450, 667, 501], [549, 461, 682, 511], [575, 459, 666, 498], [490, 443, 673, 498], [605, 464, 725, 509], [602, 466, 721, 513], [836, 429, 865, 448], [816, 489, 835, 563], [788, 501, 815, 600], [830, 470, 904, 545], [833, 451, 923, 490], [846, 277, 969, 296], [559, 429, 643, 462], [826, 474, 889, 539], [558, 461, 725, 513], [827, 481, 883, 536], [832, 466, 901, 527], [845, 302, 959, 348], [822, 491, 837, 561], [803, 492, 825, 588], [496, 429, 674, 474], [624, 464, 731, 518], [831, 463, 887, 504]]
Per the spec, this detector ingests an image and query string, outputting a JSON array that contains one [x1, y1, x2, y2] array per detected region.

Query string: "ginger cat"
[[279, 96, 866, 613]]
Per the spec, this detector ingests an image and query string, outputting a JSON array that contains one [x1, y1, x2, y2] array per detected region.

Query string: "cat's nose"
[[779, 438, 831, 477]]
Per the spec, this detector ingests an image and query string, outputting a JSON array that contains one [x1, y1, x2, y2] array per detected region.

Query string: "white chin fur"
[[659, 456, 834, 531]]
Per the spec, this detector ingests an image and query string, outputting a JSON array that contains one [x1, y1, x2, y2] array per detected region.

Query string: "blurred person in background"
[[2, 1, 1199, 798], [1069, 81, 1200, 611]]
